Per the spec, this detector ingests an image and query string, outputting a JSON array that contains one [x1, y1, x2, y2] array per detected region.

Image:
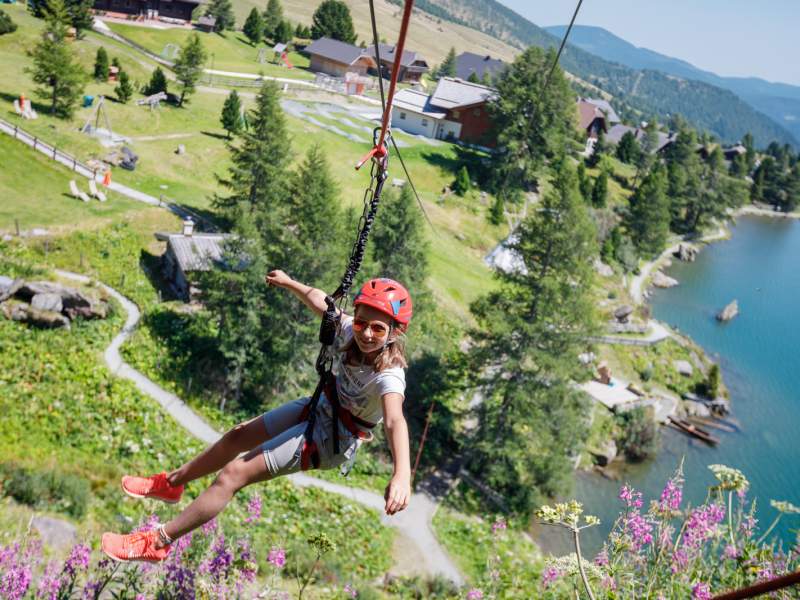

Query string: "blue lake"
[[539, 216, 800, 555]]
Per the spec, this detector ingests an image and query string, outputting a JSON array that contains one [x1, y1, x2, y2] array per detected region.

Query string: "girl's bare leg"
[[161, 447, 270, 544], [166, 415, 269, 487]]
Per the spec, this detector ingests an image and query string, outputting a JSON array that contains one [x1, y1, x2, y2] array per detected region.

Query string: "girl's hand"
[[384, 473, 411, 515], [265, 269, 293, 289]]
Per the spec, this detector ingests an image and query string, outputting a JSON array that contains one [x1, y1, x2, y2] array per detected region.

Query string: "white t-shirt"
[[331, 315, 406, 426]]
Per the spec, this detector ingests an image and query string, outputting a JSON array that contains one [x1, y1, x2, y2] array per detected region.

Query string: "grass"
[[105, 21, 314, 80], [0, 133, 146, 232]]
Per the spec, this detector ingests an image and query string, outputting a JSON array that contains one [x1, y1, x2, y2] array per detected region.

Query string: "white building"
[[390, 88, 457, 139]]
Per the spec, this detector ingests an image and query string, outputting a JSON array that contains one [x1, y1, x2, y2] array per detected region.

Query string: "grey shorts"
[[260, 396, 362, 477]]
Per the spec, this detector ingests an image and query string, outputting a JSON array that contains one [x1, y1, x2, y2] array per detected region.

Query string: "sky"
[[498, 0, 800, 86]]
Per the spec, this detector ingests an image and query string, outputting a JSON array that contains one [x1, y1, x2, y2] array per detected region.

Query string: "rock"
[[613, 305, 635, 323], [31, 516, 77, 551], [591, 439, 618, 467], [175, 145, 185, 155], [391, 178, 405, 187], [674, 244, 698, 262], [608, 321, 648, 334], [684, 400, 711, 418], [31, 292, 63, 313], [29, 228, 48, 237], [652, 271, 679, 288], [594, 258, 614, 277], [0, 278, 24, 302], [64, 302, 108, 320], [17, 281, 92, 310], [674, 360, 694, 377], [717, 299, 739, 322], [4, 303, 70, 329]]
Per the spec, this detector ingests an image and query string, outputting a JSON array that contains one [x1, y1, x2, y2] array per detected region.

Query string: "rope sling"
[[298, 0, 416, 470]]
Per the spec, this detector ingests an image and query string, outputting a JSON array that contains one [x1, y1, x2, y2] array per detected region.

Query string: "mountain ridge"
[[392, 0, 796, 147], [546, 24, 800, 144]]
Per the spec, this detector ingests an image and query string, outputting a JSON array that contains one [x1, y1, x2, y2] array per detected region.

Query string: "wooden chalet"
[[93, 0, 201, 22]]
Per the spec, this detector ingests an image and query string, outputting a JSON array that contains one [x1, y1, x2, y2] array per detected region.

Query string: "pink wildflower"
[[723, 544, 738, 560], [594, 548, 609, 567], [619, 484, 643, 509], [671, 549, 688, 574], [245, 493, 262, 524], [624, 511, 653, 551], [466, 588, 484, 600], [682, 504, 725, 550], [267, 547, 286, 569], [134, 514, 160, 533], [659, 477, 683, 512], [601, 575, 617, 590], [201, 518, 218, 536], [740, 514, 757, 538], [491, 517, 507, 535], [541, 566, 561, 589], [343, 583, 358, 598], [691, 582, 711, 600]]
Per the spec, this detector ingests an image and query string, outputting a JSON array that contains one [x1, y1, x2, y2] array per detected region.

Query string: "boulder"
[[17, 281, 93, 311], [0, 277, 24, 302], [674, 244, 698, 262], [613, 305, 635, 323], [591, 439, 618, 467], [4, 303, 70, 329], [31, 292, 63, 313], [684, 400, 711, 418], [594, 259, 614, 277], [652, 271, 679, 288], [674, 360, 694, 377], [31, 516, 77, 551], [64, 302, 108, 320], [717, 300, 739, 322]]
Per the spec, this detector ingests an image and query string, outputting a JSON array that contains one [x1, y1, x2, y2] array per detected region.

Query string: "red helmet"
[[353, 278, 413, 329]]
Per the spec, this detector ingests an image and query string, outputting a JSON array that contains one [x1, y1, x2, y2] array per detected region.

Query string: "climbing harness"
[[296, 0, 416, 471]]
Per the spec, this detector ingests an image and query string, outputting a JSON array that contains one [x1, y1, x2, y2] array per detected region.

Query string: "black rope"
[[542, 0, 584, 97], [390, 136, 435, 231]]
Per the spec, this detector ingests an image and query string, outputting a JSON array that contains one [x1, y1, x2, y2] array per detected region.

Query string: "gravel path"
[[55, 269, 464, 585]]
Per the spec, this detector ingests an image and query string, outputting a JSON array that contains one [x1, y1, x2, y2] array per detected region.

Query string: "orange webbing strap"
[[355, 0, 415, 169], [712, 570, 800, 599]]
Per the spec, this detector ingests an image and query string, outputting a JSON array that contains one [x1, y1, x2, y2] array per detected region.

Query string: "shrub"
[[1, 463, 90, 519], [0, 9, 18, 35], [143, 66, 168, 96], [452, 165, 471, 196], [616, 406, 659, 461]]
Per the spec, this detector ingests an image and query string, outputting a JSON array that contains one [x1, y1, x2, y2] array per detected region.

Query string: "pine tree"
[[436, 46, 456, 79], [143, 66, 168, 96], [0, 9, 17, 35], [616, 130, 641, 164], [783, 164, 800, 213], [27, 0, 85, 118], [65, 0, 92, 37], [310, 0, 355, 43], [273, 19, 292, 44], [591, 167, 608, 208], [488, 46, 575, 206], [173, 33, 206, 107], [220, 89, 242, 138], [452, 166, 471, 196], [469, 157, 597, 515], [205, 0, 234, 31], [94, 46, 109, 81], [262, 0, 283, 40], [115, 70, 133, 103], [481, 70, 492, 86], [625, 163, 670, 258], [577, 161, 592, 203], [294, 22, 303, 38], [243, 7, 264, 45], [467, 72, 479, 83], [371, 185, 430, 291]]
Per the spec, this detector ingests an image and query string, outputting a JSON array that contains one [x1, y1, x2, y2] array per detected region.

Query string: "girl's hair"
[[340, 325, 408, 371]]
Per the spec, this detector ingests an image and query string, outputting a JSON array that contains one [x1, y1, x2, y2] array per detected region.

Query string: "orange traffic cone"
[[102, 170, 111, 187]]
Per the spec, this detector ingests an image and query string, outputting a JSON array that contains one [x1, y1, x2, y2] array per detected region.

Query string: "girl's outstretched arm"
[[382, 392, 411, 515], [266, 269, 331, 318]]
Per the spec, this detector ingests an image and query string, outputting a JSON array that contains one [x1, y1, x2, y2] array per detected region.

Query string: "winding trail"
[[54, 270, 464, 585]]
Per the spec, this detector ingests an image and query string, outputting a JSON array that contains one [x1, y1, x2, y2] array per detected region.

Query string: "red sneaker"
[[101, 530, 171, 563], [121, 472, 184, 504]]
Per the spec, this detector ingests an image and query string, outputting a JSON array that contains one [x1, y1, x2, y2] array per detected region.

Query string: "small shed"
[[196, 15, 216, 33], [155, 219, 230, 302]]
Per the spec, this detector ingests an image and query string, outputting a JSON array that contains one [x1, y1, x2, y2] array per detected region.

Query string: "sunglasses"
[[352, 318, 391, 339]]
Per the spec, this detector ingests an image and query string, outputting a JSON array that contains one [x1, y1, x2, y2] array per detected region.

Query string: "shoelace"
[[124, 533, 150, 559]]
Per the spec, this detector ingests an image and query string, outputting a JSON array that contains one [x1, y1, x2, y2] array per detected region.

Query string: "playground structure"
[[80, 96, 129, 147], [13, 95, 37, 120], [137, 91, 168, 110]]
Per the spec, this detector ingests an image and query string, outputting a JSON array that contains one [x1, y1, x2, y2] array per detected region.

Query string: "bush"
[[143, 66, 168, 96], [1, 463, 90, 519], [0, 9, 17, 35], [616, 407, 659, 461]]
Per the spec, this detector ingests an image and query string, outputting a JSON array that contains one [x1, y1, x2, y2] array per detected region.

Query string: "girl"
[[101, 272, 413, 563]]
